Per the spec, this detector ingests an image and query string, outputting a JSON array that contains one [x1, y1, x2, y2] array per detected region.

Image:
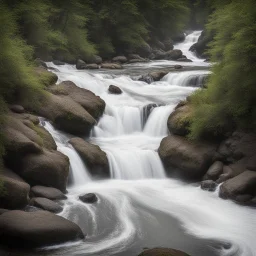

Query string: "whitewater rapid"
[[40, 31, 256, 256]]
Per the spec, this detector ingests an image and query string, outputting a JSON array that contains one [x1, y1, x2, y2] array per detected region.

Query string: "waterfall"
[[36, 31, 256, 256]]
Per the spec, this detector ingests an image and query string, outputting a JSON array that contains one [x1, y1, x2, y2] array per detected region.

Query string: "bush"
[[189, 0, 256, 139]]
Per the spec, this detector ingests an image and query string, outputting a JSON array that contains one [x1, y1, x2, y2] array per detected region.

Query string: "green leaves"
[[189, 0, 256, 139]]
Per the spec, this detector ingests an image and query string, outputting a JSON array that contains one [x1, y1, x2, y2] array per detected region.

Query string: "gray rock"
[[79, 193, 98, 204], [30, 186, 67, 200], [108, 85, 122, 94], [30, 197, 63, 213], [201, 180, 218, 192]]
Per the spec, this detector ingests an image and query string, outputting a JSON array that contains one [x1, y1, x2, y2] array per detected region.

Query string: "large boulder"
[[0, 210, 84, 248], [159, 135, 216, 180], [0, 169, 30, 209], [76, 59, 87, 70], [165, 50, 183, 60], [112, 56, 127, 63], [30, 185, 67, 200], [219, 170, 256, 205], [35, 92, 97, 136], [49, 81, 105, 120], [167, 104, 192, 136], [138, 248, 190, 256], [21, 149, 69, 192], [108, 85, 122, 94], [101, 63, 123, 69], [29, 197, 63, 213], [69, 137, 109, 177], [203, 161, 224, 181]]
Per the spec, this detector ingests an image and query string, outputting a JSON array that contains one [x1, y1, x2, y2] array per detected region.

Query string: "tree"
[[189, 0, 256, 139]]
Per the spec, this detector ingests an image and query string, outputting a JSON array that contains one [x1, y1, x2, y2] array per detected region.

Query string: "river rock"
[[149, 71, 168, 81], [35, 92, 96, 135], [9, 105, 25, 114], [29, 197, 63, 213], [165, 50, 183, 60], [128, 58, 147, 63], [108, 85, 122, 94], [201, 180, 218, 192], [112, 56, 127, 63], [0, 209, 9, 215], [30, 185, 67, 200], [203, 161, 224, 181], [139, 74, 154, 84], [21, 149, 69, 192], [69, 137, 109, 177], [167, 104, 192, 136], [0, 169, 30, 209], [159, 135, 216, 180], [76, 59, 87, 69], [53, 60, 65, 65], [177, 58, 193, 62], [86, 64, 99, 69], [101, 63, 123, 69], [86, 55, 102, 64], [138, 248, 190, 256], [128, 54, 143, 60], [0, 210, 84, 248], [79, 193, 98, 204], [49, 81, 105, 120], [136, 43, 152, 58], [174, 65, 183, 69], [219, 170, 256, 204]]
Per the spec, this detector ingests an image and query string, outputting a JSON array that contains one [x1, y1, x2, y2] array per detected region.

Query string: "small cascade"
[[142, 103, 158, 127], [162, 70, 211, 87], [42, 120, 92, 186]]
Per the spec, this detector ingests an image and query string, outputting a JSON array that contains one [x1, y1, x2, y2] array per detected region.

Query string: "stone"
[[112, 56, 128, 63], [165, 50, 183, 60], [159, 135, 216, 180], [30, 185, 67, 200], [101, 63, 123, 69], [201, 180, 218, 192], [29, 197, 63, 213], [138, 248, 190, 256], [76, 59, 87, 70], [79, 193, 98, 204], [9, 105, 25, 114], [108, 85, 122, 94], [0, 210, 84, 248], [69, 137, 109, 177], [86, 64, 99, 69], [203, 161, 224, 181]]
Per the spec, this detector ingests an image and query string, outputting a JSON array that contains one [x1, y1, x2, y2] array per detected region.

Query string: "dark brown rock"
[[30, 185, 67, 200], [0, 169, 30, 209], [69, 137, 109, 177], [49, 81, 105, 120], [0, 210, 84, 248], [21, 150, 69, 192], [165, 49, 183, 60], [201, 180, 218, 192], [203, 161, 224, 181], [108, 85, 122, 94], [29, 197, 63, 213], [138, 248, 190, 256], [219, 170, 256, 203], [76, 59, 86, 70], [159, 135, 216, 180], [79, 193, 98, 204], [9, 105, 25, 114]]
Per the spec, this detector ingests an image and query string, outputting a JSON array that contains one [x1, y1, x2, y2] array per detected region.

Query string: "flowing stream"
[[32, 31, 256, 256]]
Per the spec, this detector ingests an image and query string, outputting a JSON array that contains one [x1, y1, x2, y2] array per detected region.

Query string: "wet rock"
[[86, 64, 99, 69], [153, 49, 166, 60], [35, 58, 47, 69], [101, 63, 123, 69], [35, 92, 96, 136], [128, 58, 147, 63], [216, 166, 234, 183], [0, 209, 9, 215], [201, 180, 218, 192], [49, 81, 105, 120], [149, 71, 168, 81], [159, 135, 216, 180], [69, 137, 109, 177], [143, 103, 158, 125], [203, 161, 224, 181], [9, 105, 25, 114], [167, 104, 192, 136], [79, 193, 98, 204], [0, 169, 30, 209], [53, 60, 65, 65], [219, 170, 256, 203], [165, 49, 183, 60], [112, 56, 127, 63], [29, 197, 63, 213], [21, 150, 69, 192], [177, 58, 193, 62], [76, 59, 87, 70], [138, 248, 190, 256], [108, 85, 123, 94], [30, 185, 67, 200], [0, 210, 84, 248], [174, 65, 183, 69], [139, 74, 154, 84]]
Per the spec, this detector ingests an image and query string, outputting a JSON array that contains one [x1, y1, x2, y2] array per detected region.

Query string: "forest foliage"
[[189, 0, 256, 139]]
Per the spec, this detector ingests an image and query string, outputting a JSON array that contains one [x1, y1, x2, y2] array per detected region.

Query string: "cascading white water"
[[36, 31, 256, 256]]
